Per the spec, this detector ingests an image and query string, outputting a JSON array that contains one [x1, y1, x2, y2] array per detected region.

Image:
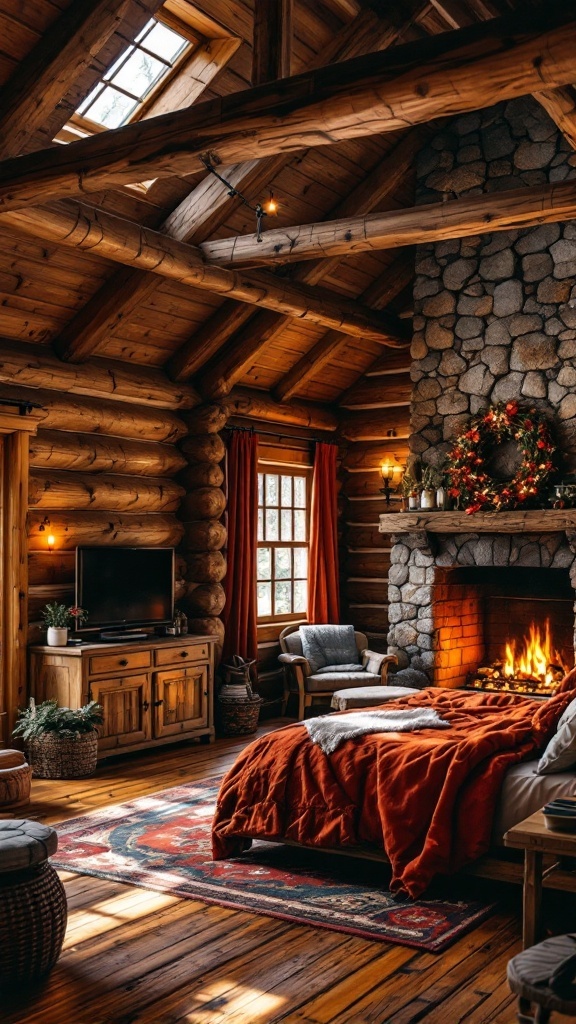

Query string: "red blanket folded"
[[212, 686, 574, 897]]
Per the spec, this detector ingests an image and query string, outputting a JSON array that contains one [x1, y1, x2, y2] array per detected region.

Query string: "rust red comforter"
[[212, 685, 576, 897]]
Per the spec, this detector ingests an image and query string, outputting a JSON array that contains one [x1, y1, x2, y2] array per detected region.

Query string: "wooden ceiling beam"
[[227, 387, 338, 431], [252, 0, 293, 85], [0, 202, 406, 344], [167, 128, 419, 383], [534, 86, 576, 151], [0, 0, 153, 160], [0, 6, 574, 210], [201, 178, 576, 267], [274, 251, 414, 402], [54, 6, 401, 364]]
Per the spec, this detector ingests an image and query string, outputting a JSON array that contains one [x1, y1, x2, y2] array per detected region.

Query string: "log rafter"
[[169, 128, 420, 384], [200, 179, 576, 268], [0, 7, 574, 211], [55, 5, 415, 365], [0, 202, 409, 345]]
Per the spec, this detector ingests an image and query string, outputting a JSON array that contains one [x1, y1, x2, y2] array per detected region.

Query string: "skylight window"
[[75, 19, 191, 130]]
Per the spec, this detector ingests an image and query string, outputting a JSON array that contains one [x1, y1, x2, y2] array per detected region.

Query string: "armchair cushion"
[[362, 650, 388, 675], [306, 671, 382, 693], [315, 663, 363, 674], [300, 624, 358, 673]]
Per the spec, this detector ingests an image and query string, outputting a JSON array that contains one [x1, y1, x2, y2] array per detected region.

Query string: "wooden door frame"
[[0, 410, 41, 745]]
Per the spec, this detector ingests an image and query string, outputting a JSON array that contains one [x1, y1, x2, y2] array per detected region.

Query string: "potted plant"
[[401, 469, 420, 510], [41, 603, 88, 646], [13, 699, 103, 779], [421, 465, 439, 509]]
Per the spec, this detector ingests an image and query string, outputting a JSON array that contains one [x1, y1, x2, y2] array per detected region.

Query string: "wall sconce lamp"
[[200, 155, 279, 241], [380, 459, 404, 506], [38, 516, 50, 533]]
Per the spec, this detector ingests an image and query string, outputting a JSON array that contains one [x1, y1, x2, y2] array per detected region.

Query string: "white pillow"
[[537, 697, 576, 774]]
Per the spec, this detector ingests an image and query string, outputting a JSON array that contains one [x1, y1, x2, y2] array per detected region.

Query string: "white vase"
[[420, 489, 436, 510], [408, 493, 419, 510], [436, 485, 447, 510], [47, 626, 68, 647]]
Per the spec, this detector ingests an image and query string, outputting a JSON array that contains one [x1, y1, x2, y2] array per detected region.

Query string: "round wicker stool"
[[0, 820, 67, 987], [507, 934, 576, 1023]]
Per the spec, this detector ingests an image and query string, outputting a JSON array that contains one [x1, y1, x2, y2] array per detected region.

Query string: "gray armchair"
[[279, 623, 397, 720]]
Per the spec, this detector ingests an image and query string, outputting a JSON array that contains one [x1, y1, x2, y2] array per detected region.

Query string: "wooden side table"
[[505, 809, 576, 949]]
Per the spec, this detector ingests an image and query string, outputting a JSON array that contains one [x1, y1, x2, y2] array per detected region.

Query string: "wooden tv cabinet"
[[28, 635, 216, 758]]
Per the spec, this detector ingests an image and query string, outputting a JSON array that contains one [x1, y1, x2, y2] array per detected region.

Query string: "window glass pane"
[[280, 475, 292, 507], [275, 548, 291, 579], [265, 508, 278, 541], [257, 508, 263, 542], [294, 580, 307, 614], [294, 476, 306, 508], [280, 510, 292, 541], [265, 474, 279, 506], [111, 49, 166, 98], [135, 19, 156, 43], [258, 473, 264, 506], [275, 581, 291, 616], [257, 547, 271, 580], [294, 547, 307, 579], [77, 83, 104, 115], [257, 582, 271, 617], [83, 87, 138, 128], [294, 509, 306, 541], [142, 22, 188, 61]]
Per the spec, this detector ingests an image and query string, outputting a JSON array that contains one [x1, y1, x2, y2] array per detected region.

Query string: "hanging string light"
[[200, 155, 279, 242]]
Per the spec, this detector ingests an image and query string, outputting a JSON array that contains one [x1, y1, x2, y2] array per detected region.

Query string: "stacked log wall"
[[178, 403, 227, 662], [0, 344, 195, 643], [338, 348, 411, 654]]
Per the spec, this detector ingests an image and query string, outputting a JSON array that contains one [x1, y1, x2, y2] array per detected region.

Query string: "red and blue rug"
[[52, 777, 496, 952]]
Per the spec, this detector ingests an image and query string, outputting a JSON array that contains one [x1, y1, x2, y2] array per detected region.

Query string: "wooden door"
[[153, 665, 208, 738], [90, 674, 151, 751]]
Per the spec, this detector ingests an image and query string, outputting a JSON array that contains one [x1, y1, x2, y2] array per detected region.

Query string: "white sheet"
[[493, 760, 576, 842]]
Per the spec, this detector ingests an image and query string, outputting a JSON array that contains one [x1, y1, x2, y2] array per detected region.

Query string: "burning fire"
[[503, 619, 567, 689]]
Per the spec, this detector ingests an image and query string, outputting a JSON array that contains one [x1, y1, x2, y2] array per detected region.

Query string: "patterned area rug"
[[52, 777, 496, 952]]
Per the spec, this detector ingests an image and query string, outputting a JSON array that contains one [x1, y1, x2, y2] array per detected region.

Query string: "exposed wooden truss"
[[53, 5, 407, 364], [0, 202, 407, 344], [202, 179, 576, 267], [168, 129, 420, 384], [534, 86, 576, 151], [252, 0, 292, 85], [0, 7, 574, 210]]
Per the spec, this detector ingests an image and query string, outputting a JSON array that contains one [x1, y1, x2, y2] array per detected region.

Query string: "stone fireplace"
[[382, 95, 576, 689]]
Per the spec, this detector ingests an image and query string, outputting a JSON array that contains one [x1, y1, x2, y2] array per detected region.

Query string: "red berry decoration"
[[447, 402, 557, 514]]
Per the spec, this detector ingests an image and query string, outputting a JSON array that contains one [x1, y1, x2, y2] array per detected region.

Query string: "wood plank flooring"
[[2, 722, 575, 1024]]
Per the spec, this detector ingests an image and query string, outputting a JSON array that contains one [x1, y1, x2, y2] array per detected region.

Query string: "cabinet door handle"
[[180, 651, 189, 658], [153, 699, 164, 707], [142, 700, 150, 711], [119, 658, 129, 667]]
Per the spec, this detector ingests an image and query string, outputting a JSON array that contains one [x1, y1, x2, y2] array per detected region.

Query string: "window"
[[74, 18, 194, 130], [257, 470, 309, 621]]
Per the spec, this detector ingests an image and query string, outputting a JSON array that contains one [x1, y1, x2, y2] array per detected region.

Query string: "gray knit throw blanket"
[[305, 708, 451, 755]]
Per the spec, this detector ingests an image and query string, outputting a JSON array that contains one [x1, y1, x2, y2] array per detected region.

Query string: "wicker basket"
[[28, 730, 99, 779], [218, 695, 263, 736], [0, 860, 67, 986], [0, 761, 31, 807]]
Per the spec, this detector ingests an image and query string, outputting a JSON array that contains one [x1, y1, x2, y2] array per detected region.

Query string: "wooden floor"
[[3, 722, 575, 1024]]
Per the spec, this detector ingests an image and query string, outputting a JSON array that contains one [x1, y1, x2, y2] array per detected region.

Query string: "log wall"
[[0, 346, 190, 645], [338, 350, 411, 656]]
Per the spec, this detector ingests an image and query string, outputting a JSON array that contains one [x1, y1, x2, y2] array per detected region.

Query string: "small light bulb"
[[47, 534, 55, 551], [264, 194, 278, 215]]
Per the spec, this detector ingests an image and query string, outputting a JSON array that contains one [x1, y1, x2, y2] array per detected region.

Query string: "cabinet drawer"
[[154, 644, 209, 667], [89, 650, 152, 676]]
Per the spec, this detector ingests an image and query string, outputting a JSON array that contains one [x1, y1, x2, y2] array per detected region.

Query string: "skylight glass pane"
[[135, 19, 156, 43], [144, 22, 188, 62], [111, 49, 166, 99], [104, 46, 136, 83], [83, 87, 138, 128], [76, 83, 104, 116]]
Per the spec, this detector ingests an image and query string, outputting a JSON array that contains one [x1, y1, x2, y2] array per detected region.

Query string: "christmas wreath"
[[447, 402, 557, 514]]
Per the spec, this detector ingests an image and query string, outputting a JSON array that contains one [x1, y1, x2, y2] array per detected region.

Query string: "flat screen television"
[[75, 547, 175, 634]]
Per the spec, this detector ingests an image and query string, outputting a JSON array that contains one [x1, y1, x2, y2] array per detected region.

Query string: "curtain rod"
[[226, 425, 337, 445]]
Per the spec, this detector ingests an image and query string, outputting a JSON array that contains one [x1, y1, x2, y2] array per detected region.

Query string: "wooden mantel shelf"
[[378, 510, 576, 534]]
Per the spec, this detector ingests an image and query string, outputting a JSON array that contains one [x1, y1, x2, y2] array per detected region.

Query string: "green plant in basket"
[[13, 700, 103, 742], [41, 603, 88, 628]]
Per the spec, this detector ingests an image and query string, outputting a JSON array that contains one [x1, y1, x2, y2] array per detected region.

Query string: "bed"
[[212, 682, 576, 898]]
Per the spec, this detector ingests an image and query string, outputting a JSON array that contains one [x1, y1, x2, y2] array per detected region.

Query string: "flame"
[[503, 619, 567, 688]]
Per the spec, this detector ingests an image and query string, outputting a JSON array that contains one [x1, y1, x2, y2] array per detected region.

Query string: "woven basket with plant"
[[13, 700, 103, 779]]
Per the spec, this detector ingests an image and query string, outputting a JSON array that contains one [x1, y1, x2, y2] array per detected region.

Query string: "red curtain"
[[307, 442, 340, 624], [222, 430, 259, 665]]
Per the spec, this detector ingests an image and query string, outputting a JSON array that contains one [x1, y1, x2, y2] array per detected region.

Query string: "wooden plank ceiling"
[[0, 0, 571, 410]]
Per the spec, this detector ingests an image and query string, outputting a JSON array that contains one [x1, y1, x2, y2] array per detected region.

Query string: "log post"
[[179, 403, 229, 663]]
